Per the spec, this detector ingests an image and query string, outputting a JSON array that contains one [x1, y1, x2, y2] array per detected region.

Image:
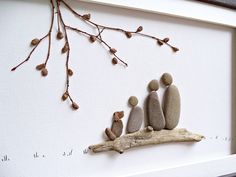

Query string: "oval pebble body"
[[147, 91, 165, 131], [127, 106, 144, 133], [163, 85, 181, 130], [111, 120, 123, 137]]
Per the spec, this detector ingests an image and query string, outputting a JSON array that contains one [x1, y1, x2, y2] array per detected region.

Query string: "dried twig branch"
[[11, 0, 55, 76], [89, 128, 204, 154], [56, 0, 79, 110], [11, 0, 179, 110], [60, 0, 179, 52]]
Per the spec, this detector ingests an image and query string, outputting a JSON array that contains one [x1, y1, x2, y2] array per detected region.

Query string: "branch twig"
[[89, 128, 204, 154], [11, 0, 179, 110], [11, 0, 55, 72]]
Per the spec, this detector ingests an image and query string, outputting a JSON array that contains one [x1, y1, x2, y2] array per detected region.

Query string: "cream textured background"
[[0, 0, 234, 177]]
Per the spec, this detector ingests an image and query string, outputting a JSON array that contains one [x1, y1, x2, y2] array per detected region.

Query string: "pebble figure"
[[161, 73, 181, 130], [127, 96, 144, 133], [105, 111, 124, 141], [147, 80, 165, 131]]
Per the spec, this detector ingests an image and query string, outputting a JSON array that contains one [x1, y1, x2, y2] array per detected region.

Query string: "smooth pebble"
[[163, 85, 181, 130], [111, 120, 123, 137], [149, 79, 159, 91], [128, 96, 138, 107], [127, 106, 144, 133], [147, 91, 165, 131], [161, 73, 173, 86], [105, 128, 116, 141]]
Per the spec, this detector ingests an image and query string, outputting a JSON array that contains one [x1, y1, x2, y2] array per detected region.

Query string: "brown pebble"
[[112, 58, 118, 65], [61, 92, 69, 101], [161, 73, 173, 86], [57, 31, 64, 40], [128, 96, 138, 107], [36, 63, 45, 70], [89, 35, 96, 43], [110, 48, 117, 54], [149, 79, 159, 91], [113, 111, 124, 121], [61, 44, 69, 54], [68, 69, 73, 76], [163, 38, 169, 43], [31, 38, 40, 46], [117, 111, 124, 119], [125, 32, 132, 38], [105, 128, 116, 141], [127, 106, 143, 133], [82, 14, 91, 20], [71, 102, 79, 110], [136, 26, 143, 32], [41, 68, 48, 77]]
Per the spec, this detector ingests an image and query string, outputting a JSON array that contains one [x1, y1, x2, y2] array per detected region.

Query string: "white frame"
[[80, 0, 236, 176]]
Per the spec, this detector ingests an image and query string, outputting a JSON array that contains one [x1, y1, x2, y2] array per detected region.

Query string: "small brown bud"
[[89, 35, 96, 43], [163, 38, 170, 43], [110, 48, 117, 54], [36, 63, 45, 70], [125, 32, 132, 38], [136, 26, 143, 32], [68, 69, 73, 76], [157, 40, 164, 46], [41, 68, 48, 77], [62, 92, 69, 101], [61, 44, 69, 54], [172, 47, 179, 52], [82, 14, 91, 20], [72, 102, 79, 110], [31, 38, 40, 46], [57, 31, 64, 40], [112, 58, 118, 65], [105, 128, 116, 141]]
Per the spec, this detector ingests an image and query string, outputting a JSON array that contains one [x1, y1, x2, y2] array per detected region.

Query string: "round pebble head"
[[128, 96, 138, 107], [148, 79, 159, 91], [161, 73, 173, 86]]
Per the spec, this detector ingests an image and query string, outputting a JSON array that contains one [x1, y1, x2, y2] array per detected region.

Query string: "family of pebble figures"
[[105, 73, 181, 141]]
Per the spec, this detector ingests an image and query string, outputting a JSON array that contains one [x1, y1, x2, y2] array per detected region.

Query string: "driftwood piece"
[[89, 128, 204, 153]]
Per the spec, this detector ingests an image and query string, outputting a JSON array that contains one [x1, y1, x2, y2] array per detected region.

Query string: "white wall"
[[0, 0, 235, 177]]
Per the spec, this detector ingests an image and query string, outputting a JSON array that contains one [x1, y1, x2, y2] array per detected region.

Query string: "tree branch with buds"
[[11, 0, 179, 110]]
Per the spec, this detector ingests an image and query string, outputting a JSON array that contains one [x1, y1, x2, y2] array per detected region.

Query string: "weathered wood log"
[[89, 128, 204, 153]]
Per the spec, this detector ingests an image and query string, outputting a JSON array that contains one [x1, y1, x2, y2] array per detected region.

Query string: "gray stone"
[[163, 85, 181, 130], [147, 91, 165, 131], [127, 106, 144, 133], [111, 120, 123, 137]]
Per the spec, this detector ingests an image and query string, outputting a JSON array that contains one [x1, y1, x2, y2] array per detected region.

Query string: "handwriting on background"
[[1, 155, 10, 162], [63, 149, 73, 157], [33, 152, 45, 159]]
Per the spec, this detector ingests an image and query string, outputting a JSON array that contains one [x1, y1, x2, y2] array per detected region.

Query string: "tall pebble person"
[[147, 80, 165, 131], [161, 73, 181, 130], [127, 96, 144, 133]]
